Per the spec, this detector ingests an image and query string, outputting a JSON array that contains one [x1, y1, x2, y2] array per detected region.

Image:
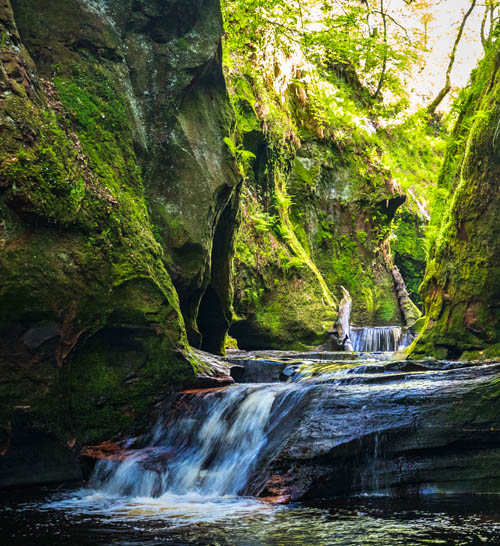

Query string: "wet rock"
[[280, 365, 300, 381], [192, 349, 235, 387], [22, 322, 60, 350], [256, 360, 500, 500], [225, 358, 288, 383], [0, 408, 82, 488]]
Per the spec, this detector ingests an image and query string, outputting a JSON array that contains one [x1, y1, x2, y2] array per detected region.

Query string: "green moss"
[[227, 49, 411, 343], [0, 39, 195, 445], [393, 210, 426, 306], [0, 109, 107, 229], [410, 45, 500, 360], [64, 306, 194, 442]]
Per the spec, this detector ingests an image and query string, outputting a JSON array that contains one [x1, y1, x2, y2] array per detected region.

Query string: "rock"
[[191, 349, 235, 387], [280, 365, 300, 381], [252, 361, 500, 499], [411, 44, 500, 359], [231, 101, 406, 350], [0, 408, 82, 488], [225, 358, 288, 383], [22, 322, 60, 350], [0, 0, 238, 487]]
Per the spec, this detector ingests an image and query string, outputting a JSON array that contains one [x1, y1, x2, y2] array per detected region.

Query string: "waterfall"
[[350, 326, 415, 352], [89, 383, 307, 499]]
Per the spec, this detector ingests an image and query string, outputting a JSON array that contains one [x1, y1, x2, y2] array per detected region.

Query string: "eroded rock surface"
[[256, 359, 500, 499], [0, 0, 238, 486]]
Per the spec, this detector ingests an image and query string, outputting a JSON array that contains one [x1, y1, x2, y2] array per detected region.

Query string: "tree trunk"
[[481, 2, 498, 50], [392, 266, 421, 327], [336, 286, 354, 352]]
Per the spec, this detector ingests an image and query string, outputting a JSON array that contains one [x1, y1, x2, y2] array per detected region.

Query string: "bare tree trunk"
[[392, 266, 421, 327], [336, 286, 354, 352], [481, 4, 489, 48], [481, 2, 499, 50], [373, 0, 388, 100], [428, 0, 477, 115]]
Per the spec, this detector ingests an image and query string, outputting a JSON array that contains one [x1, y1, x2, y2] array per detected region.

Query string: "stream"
[[3, 328, 500, 545], [3, 487, 500, 545]]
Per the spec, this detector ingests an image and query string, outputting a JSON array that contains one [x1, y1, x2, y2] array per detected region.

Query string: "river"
[[3, 332, 500, 545]]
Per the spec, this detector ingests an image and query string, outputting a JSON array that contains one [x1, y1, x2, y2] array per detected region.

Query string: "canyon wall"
[[411, 44, 500, 360], [0, 0, 238, 485]]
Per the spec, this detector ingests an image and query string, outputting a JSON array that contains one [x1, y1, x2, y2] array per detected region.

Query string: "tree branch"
[[373, 10, 413, 43], [373, 0, 388, 100], [427, 0, 477, 114]]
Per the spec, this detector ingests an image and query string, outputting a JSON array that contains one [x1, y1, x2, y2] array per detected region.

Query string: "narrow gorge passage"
[[2, 0, 500, 544]]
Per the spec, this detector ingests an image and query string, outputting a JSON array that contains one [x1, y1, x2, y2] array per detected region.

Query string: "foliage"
[[222, 0, 428, 110], [221, 0, 448, 338], [223, 136, 256, 178]]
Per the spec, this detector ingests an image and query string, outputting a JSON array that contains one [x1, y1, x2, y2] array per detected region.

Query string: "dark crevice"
[[198, 184, 241, 355]]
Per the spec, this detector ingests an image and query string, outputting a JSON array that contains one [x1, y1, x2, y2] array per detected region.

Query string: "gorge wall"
[[0, 0, 239, 486], [224, 54, 421, 351], [411, 43, 500, 360]]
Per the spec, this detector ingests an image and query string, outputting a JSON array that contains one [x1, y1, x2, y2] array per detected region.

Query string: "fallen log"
[[392, 266, 421, 327], [336, 286, 354, 352]]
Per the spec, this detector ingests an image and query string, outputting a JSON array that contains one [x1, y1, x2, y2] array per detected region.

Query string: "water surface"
[[3, 487, 500, 545]]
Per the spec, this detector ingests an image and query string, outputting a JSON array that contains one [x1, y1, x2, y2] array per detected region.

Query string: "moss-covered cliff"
[[0, 0, 459, 488], [410, 43, 500, 360], [222, 26, 429, 350], [0, 0, 238, 485]]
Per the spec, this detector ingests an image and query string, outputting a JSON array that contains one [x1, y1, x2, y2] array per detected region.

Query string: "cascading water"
[[350, 326, 415, 352], [90, 384, 301, 499], [66, 332, 413, 512], [23, 353, 500, 545], [49, 382, 311, 526]]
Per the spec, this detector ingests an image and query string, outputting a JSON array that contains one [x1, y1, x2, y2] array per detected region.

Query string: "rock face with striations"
[[410, 43, 500, 360], [0, 0, 239, 486], [250, 360, 500, 500]]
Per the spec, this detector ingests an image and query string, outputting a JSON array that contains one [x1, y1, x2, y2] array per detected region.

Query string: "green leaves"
[[223, 136, 256, 178], [222, 0, 427, 107]]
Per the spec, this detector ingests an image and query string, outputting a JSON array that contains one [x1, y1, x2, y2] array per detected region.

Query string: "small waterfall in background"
[[350, 326, 415, 352]]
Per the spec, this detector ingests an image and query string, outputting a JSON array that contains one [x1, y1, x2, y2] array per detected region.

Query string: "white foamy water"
[[44, 383, 305, 526], [45, 488, 271, 528], [351, 326, 415, 352]]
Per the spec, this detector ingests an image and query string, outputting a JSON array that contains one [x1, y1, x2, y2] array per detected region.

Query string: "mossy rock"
[[0, 0, 238, 484], [411, 45, 500, 360]]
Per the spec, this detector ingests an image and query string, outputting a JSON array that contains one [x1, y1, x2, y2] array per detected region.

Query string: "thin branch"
[[427, 0, 477, 114], [373, 0, 388, 100], [373, 10, 413, 43]]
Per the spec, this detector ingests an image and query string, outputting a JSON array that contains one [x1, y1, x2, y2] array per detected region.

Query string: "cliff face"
[[225, 65, 409, 350], [0, 0, 238, 486], [411, 45, 500, 360]]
